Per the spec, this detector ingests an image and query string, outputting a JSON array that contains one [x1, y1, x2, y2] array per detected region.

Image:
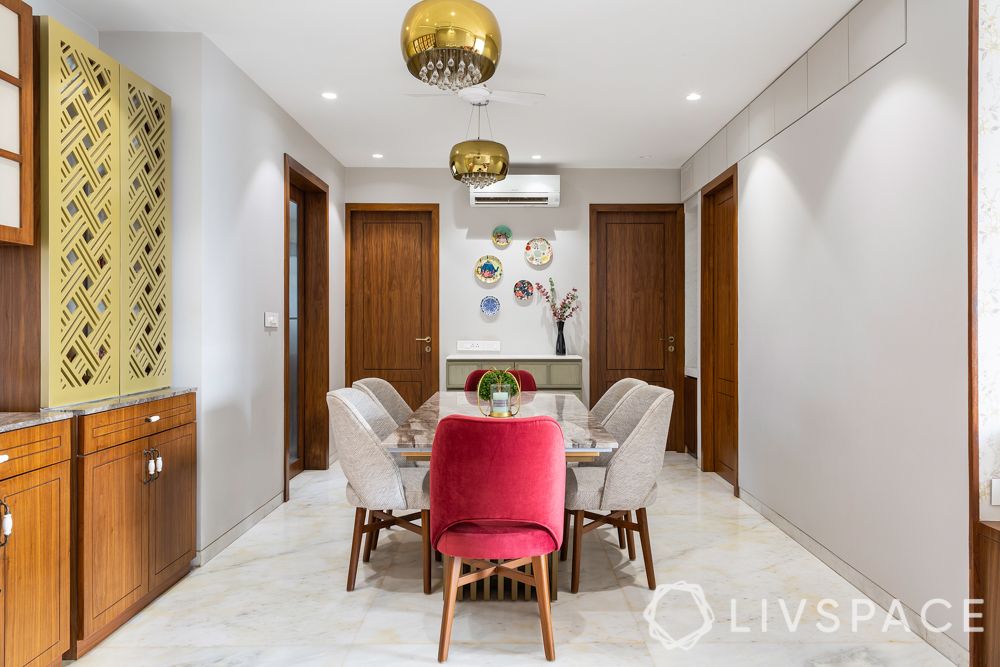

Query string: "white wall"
[[30, 0, 98, 44], [345, 168, 679, 403], [736, 0, 968, 647], [100, 32, 347, 561]]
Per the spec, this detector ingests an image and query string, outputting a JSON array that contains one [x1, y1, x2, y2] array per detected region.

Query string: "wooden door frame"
[[344, 203, 440, 401], [700, 164, 739, 495], [589, 203, 685, 451], [283, 155, 330, 502]]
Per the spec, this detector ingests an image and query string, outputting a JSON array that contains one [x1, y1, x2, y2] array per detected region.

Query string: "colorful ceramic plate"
[[480, 295, 501, 318], [492, 225, 512, 249], [513, 279, 534, 301], [525, 237, 553, 266], [475, 255, 503, 284]]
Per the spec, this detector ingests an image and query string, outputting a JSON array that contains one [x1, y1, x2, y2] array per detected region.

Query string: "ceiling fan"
[[405, 84, 545, 107]]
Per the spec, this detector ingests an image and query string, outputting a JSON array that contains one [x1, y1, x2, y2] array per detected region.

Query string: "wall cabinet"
[[70, 392, 196, 658], [0, 0, 33, 245], [0, 419, 72, 667]]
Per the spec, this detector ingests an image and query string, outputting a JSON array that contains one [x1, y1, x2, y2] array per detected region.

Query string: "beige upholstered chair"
[[563, 385, 674, 593], [353, 378, 414, 428], [590, 378, 646, 424], [327, 388, 432, 593]]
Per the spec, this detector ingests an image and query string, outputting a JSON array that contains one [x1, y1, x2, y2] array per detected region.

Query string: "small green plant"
[[477, 369, 521, 402]]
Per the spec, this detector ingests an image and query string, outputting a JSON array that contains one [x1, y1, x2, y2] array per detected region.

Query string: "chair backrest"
[[353, 377, 413, 427], [327, 388, 406, 508], [430, 415, 565, 550], [463, 369, 538, 392], [591, 378, 647, 424], [601, 386, 675, 510]]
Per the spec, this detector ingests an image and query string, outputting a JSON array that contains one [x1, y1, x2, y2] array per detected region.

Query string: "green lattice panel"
[[121, 70, 171, 394], [40, 19, 121, 406]]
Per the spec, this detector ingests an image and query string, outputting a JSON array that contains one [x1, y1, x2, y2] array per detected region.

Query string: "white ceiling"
[[57, 0, 856, 169]]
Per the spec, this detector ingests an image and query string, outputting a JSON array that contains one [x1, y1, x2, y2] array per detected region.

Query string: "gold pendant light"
[[401, 0, 501, 91], [450, 102, 508, 189]]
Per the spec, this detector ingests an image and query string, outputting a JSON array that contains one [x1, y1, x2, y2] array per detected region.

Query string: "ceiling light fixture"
[[450, 103, 508, 189], [531, 155, 542, 160], [372, 153, 384, 159], [321, 91, 338, 100], [686, 92, 701, 101], [401, 0, 501, 91]]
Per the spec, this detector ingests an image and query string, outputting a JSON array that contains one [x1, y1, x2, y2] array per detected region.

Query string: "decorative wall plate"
[[480, 295, 501, 318], [525, 237, 553, 266], [513, 279, 534, 301], [492, 225, 512, 248], [475, 255, 503, 284]]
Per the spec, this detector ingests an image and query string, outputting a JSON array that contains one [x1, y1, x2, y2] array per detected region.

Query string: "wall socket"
[[264, 311, 279, 329], [457, 340, 501, 353], [992, 479, 1000, 506]]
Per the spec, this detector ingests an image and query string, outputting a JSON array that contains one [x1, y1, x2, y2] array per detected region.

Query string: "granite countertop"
[[0, 411, 73, 435], [45, 387, 197, 416], [446, 354, 584, 361]]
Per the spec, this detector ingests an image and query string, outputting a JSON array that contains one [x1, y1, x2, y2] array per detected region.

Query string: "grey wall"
[[735, 0, 968, 646], [345, 167, 680, 403], [100, 31, 348, 561]]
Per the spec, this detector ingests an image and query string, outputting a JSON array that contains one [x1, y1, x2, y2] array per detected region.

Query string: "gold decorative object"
[[476, 368, 521, 418], [401, 0, 501, 91], [450, 138, 508, 189]]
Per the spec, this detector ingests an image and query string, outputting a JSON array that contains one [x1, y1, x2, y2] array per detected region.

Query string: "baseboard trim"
[[193, 491, 285, 566], [740, 488, 969, 667]]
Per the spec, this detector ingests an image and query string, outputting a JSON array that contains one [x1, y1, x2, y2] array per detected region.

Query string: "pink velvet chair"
[[430, 415, 565, 662], [463, 369, 538, 392]]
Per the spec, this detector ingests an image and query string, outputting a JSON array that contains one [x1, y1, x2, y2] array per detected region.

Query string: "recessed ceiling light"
[[531, 154, 542, 160], [372, 153, 384, 159], [686, 92, 701, 101], [321, 91, 338, 100]]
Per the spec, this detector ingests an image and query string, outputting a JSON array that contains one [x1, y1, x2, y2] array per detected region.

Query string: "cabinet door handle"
[[156, 455, 163, 473], [0, 455, 8, 464], [0, 500, 12, 546], [145, 415, 161, 423], [147, 458, 156, 476]]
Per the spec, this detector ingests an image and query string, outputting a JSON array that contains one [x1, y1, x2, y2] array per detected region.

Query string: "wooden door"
[[346, 204, 439, 409], [0, 461, 71, 667], [701, 166, 739, 490], [149, 424, 196, 591], [590, 204, 685, 451], [79, 440, 149, 637]]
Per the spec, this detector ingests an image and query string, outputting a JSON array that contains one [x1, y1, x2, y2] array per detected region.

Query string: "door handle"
[[415, 336, 432, 343], [0, 499, 11, 547]]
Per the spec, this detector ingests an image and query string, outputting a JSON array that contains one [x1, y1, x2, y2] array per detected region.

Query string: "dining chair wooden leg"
[[560, 511, 570, 561], [347, 507, 365, 592], [570, 509, 584, 594], [625, 510, 637, 561], [636, 507, 655, 590], [616, 511, 626, 549], [439, 555, 462, 662], [531, 555, 556, 661], [421, 509, 432, 595], [362, 510, 376, 563], [436, 549, 442, 562], [372, 510, 391, 552]]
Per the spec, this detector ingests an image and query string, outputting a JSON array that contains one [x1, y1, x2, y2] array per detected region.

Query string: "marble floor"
[[73, 454, 952, 666]]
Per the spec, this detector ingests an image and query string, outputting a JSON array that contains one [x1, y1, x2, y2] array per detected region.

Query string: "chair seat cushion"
[[346, 467, 430, 510], [565, 466, 606, 510], [436, 519, 558, 559]]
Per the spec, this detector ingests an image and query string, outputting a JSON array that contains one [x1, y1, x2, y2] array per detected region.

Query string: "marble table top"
[[383, 391, 618, 453], [0, 411, 73, 435]]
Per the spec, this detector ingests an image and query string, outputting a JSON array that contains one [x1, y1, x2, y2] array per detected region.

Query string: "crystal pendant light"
[[450, 103, 508, 189], [401, 0, 501, 92]]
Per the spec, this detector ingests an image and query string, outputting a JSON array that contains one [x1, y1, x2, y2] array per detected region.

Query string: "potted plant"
[[536, 278, 581, 355], [476, 368, 521, 417]]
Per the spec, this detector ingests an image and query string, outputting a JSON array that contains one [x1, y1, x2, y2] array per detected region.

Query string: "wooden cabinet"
[[70, 392, 196, 659], [0, 418, 71, 667], [0, 0, 34, 246], [445, 356, 585, 400]]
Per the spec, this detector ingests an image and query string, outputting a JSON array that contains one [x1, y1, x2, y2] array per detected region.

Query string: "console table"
[[445, 354, 584, 401]]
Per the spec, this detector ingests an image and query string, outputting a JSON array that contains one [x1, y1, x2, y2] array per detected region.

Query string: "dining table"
[[382, 390, 620, 600]]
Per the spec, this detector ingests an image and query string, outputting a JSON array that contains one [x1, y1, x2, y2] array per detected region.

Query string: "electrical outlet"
[[993, 479, 1000, 506], [264, 311, 279, 329], [457, 340, 501, 353]]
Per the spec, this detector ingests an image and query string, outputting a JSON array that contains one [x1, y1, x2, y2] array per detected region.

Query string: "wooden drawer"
[[446, 363, 480, 389], [514, 362, 550, 386], [78, 393, 196, 455], [0, 419, 72, 482], [548, 363, 582, 388]]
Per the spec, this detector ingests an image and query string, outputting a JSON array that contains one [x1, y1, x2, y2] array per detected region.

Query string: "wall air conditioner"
[[469, 175, 560, 208]]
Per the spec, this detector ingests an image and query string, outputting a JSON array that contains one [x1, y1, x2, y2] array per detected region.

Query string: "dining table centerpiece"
[[536, 278, 580, 355], [476, 368, 522, 418]]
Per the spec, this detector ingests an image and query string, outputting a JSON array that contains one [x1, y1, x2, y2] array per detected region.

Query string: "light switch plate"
[[457, 340, 501, 353], [264, 311, 279, 329], [992, 479, 1000, 506]]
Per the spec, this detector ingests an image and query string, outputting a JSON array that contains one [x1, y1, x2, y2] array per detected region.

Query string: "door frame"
[[700, 164, 739, 495], [344, 203, 440, 403], [283, 155, 330, 502], [589, 203, 685, 451]]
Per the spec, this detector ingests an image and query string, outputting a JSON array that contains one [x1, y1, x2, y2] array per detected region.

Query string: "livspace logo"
[[644, 581, 983, 652]]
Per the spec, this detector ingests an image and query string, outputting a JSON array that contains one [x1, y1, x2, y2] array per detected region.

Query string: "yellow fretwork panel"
[[120, 68, 171, 394], [40, 18, 121, 407]]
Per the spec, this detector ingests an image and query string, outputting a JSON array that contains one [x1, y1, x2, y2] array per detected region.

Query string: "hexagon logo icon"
[[644, 581, 715, 651]]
